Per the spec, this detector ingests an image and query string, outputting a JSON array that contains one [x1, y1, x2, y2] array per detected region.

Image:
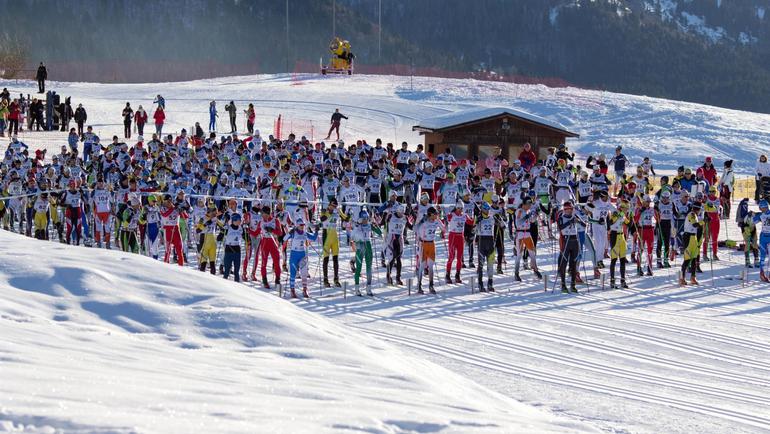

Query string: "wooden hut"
[[412, 107, 579, 162]]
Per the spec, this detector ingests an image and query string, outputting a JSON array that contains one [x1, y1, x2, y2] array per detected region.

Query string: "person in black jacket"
[[122, 102, 133, 139], [324, 108, 348, 141], [36, 63, 47, 93], [74, 103, 87, 137], [60, 97, 74, 132]]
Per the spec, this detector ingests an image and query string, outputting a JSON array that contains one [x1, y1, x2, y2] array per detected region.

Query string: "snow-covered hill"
[[4, 73, 770, 173], [0, 230, 594, 433]]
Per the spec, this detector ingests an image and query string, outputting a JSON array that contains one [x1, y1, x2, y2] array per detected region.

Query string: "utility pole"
[[378, 0, 382, 61], [286, 0, 290, 72]]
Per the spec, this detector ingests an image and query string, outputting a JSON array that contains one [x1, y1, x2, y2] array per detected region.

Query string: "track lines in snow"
[[359, 327, 770, 430], [348, 310, 770, 407]]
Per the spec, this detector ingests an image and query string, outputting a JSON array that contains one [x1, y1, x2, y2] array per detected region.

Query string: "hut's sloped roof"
[[413, 107, 579, 137]]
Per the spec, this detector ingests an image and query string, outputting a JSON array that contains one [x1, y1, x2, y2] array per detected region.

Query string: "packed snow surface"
[[4, 73, 770, 173]]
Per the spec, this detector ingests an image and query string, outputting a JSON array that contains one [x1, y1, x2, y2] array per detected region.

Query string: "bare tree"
[[0, 33, 29, 79]]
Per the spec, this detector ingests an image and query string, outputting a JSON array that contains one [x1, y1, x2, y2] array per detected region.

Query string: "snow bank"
[[0, 230, 594, 433]]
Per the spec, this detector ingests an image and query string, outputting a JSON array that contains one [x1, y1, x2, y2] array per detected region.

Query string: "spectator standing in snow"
[[609, 145, 629, 195], [7, 99, 20, 135], [324, 108, 348, 141], [244, 103, 255, 135], [74, 103, 87, 137], [153, 105, 165, 136], [153, 94, 165, 109], [0, 100, 7, 137], [755, 155, 770, 201], [59, 97, 73, 132], [134, 105, 148, 136], [225, 101, 237, 133], [122, 102, 133, 139], [209, 101, 218, 132], [36, 62, 47, 93]]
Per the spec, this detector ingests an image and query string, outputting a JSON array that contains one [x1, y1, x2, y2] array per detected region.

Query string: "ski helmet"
[[480, 202, 491, 213], [760, 200, 769, 210], [359, 210, 370, 222]]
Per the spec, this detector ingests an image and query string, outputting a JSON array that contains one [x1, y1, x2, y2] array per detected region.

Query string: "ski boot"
[[487, 279, 495, 292], [690, 276, 699, 285], [366, 285, 373, 297], [334, 279, 342, 288], [302, 286, 310, 298], [250, 273, 257, 282], [396, 278, 404, 286], [416, 284, 425, 295], [350, 259, 356, 273], [355, 285, 363, 296], [610, 278, 618, 289], [663, 258, 670, 268], [561, 284, 570, 294], [387, 275, 393, 286], [454, 271, 463, 284], [761, 270, 768, 282], [656, 259, 663, 269], [282, 262, 288, 273], [621, 280, 629, 289], [712, 254, 720, 261], [514, 273, 522, 282], [646, 266, 653, 277], [478, 279, 487, 293], [262, 276, 270, 289], [754, 257, 760, 269], [290, 289, 298, 299], [570, 284, 578, 293], [429, 283, 436, 295], [469, 261, 476, 269], [696, 263, 703, 273], [96, 240, 102, 248], [533, 269, 543, 279], [637, 266, 643, 277], [461, 262, 467, 269], [445, 272, 453, 284], [678, 276, 687, 286], [324, 279, 331, 288], [594, 268, 601, 279], [496, 265, 503, 275]]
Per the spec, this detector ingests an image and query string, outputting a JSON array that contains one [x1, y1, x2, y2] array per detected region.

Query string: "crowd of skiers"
[[1, 106, 762, 297]]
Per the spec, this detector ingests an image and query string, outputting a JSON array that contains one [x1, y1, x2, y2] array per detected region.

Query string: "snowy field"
[[1, 74, 770, 433], [0, 230, 594, 434], [3, 73, 770, 172]]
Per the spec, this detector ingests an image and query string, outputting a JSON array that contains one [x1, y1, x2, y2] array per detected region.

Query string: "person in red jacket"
[[160, 194, 185, 266], [7, 99, 20, 135], [153, 106, 165, 136], [133, 105, 148, 136], [518, 142, 537, 172], [700, 156, 718, 186]]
